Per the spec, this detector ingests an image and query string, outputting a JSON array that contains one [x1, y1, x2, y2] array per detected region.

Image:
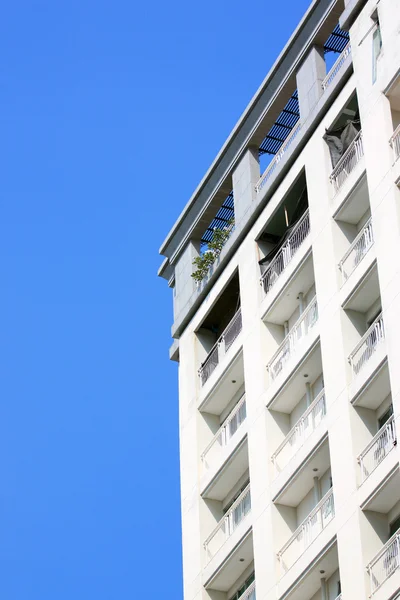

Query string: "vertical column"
[[237, 230, 278, 600], [232, 147, 260, 228], [174, 240, 201, 321], [304, 128, 368, 598], [296, 46, 326, 124]]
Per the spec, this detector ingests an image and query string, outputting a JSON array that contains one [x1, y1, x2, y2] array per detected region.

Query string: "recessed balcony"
[[267, 297, 318, 384], [348, 313, 385, 381], [260, 210, 310, 298], [368, 531, 400, 596], [199, 309, 242, 388], [339, 217, 374, 285], [204, 484, 251, 563], [358, 416, 397, 485], [272, 390, 326, 474], [237, 581, 255, 600], [278, 489, 335, 576], [329, 131, 364, 193], [201, 395, 247, 474]]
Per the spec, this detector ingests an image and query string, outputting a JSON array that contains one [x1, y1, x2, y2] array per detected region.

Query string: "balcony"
[[238, 582, 255, 600], [368, 531, 400, 596], [199, 309, 242, 387], [322, 42, 351, 92], [339, 217, 374, 285], [204, 484, 251, 562], [330, 131, 364, 193], [348, 313, 385, 380], [390, 124, 400, 164], [201, 395, 247, 474], [358, 416, 397, 484], [278, 489, 335, 575], [267, 297, 318, 383], [255, 121, 301, 194], [260, 210, 310, 297], [272, 390, 326, 473]]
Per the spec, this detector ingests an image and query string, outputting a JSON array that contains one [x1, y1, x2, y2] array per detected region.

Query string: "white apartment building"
[[158, 1, 400, 599]]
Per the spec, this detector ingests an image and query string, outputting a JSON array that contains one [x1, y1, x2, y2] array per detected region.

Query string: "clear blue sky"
[[0, 1, 311, 598]]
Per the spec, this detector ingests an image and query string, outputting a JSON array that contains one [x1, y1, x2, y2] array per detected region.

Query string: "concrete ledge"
[[339, 0, 368, 31]]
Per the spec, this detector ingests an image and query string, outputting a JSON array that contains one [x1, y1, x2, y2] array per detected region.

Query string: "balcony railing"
[[330, 131, 364, 192], [198, 309, 242, 387], [348, 314, 385, 378], [339, 217, 374, 284], [389, 124, 400, 164], [322, 42, 352, 91], [204, 484, 251, 561], [278, 489, 335, 575], [368, 531, 400, 595], [358, 415, 396, 483], [271, 390, 326, 473], [267, 297, 318, 382], [255, 121, 301, 194], [201, 395, 246, 471], [260, 210, 310, 296], [238, 582, 256, 600]]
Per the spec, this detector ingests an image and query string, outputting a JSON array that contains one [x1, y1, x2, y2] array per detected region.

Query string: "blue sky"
[[0, 1, 311, 598]]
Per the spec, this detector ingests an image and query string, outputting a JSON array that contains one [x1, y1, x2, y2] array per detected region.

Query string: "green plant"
[[191, 218, 234, 283]]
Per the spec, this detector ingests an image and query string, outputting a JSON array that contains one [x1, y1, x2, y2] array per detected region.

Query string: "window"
[[229, 572, 255, 600], [378, 405, 393, 429], [389, 514, 400, 538]]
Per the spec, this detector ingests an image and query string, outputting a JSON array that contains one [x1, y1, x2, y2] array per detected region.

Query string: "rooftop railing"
[[329, 131, 364, 192], [204, 484, 251, 561], [322, 43, 351, 91], [267, 297, 318, 382], [201, 395, 246, 472], [358, 415, 396, 483], [198, 309, 242, 387], [255, 121, 301, 194], [367, 531, 400, 595], [338, 217, 374, 284], [389, 124, 400, 164], [348, 314, 385, 379], [271, 390, 326, 473], [260, 210, 310, 296], [278, 489, 335, 575]]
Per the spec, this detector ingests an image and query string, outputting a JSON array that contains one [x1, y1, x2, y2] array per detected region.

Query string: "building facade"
[[158, 1, 400, 599]]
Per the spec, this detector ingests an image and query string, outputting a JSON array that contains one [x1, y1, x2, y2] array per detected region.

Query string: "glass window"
[[372, 22, 382, 83]]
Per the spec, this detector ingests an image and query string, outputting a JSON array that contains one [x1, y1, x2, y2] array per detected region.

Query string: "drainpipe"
[[284, 321, 289, 336], [321, 577, 327, 600], [298, 292, 304, 313], [313, 477, 320, 504], [306, 382, 312, 408]]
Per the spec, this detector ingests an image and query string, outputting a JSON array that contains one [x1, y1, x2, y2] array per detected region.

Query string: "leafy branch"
[[191, 218, 234, 284]]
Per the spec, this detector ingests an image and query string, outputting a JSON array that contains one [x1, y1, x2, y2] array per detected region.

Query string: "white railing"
[[238, 582, 256, 600], [330, 131, 364, 192], [199, 309, 242, 386], [271, 390, 326, 473], [339, 217, 374, 284], [358, 415, 396, 483], [267, 297, 318, 382], [389, 124, 400, 164], [348, 314, 385, 378], [334, 596, 342, 600], [260, 210, 310, 295], [204, 484, 251, 561], [278, 489, 335, 574], [255, 121, 301, 194], [322, 43, 351, 91], [201, 395, 247, 471], [368, 531, 400, 595]]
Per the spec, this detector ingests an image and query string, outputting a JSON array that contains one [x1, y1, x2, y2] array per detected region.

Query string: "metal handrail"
[[237, 581, 255, 600], [329, 131, 364, 192], [339, 217, 373, 267], [271, 389, 326, 466], [338, 217, 374, 284], [267, 297, 318, 374], [367, 530, 400, 594], [358, 415, 396, 483], [278, 489, 334, 556], [322, 42, 351, 91], [348, 313, 384, 361], [201, 394, 246, 463], [198, 308, 242, 386], [204, 483, 251, 550], [260, 210, 310, 294], [389, 123, 400, 163], [255, 121, 301, 194]]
